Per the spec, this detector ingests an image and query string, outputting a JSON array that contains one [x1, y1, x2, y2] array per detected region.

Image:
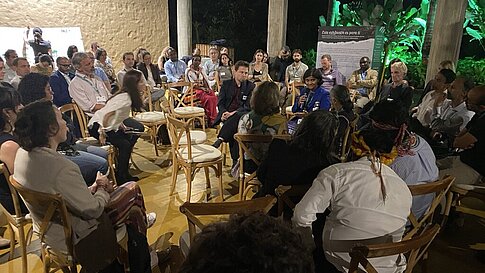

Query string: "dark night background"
[[168, 0, 482, 62]]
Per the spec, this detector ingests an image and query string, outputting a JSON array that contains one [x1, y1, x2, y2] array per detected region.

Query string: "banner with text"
[[316, 26, 384, 80]]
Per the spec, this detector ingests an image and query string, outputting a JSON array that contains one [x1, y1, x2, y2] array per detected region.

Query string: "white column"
[[267, 0, 288, 57], [177, 0, 192, 57], [426, 0, 467, 83]]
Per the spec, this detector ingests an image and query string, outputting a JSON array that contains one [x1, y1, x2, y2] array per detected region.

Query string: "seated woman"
[[13, 100, 155, 272], [256, 110, 338, 197], [248, 49, 270, 82], [185, 54, 219, 126], [330, 85, 356, 161], [88, 70, 145, 184], [137, 51, 162, 88], [216, 53, 233, 84], [94, 48, 117, 89], [30, 54, 53, 76], [0, 86, 28, 215], [379, 61, 413, 111], [18, 72, 109, 186], [293, 124, 412, 273], [235, 81, 287, 175]]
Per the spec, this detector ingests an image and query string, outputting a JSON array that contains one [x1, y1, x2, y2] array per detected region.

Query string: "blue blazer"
[[292, 86, 330, 112], [49, 70, 74, 107]]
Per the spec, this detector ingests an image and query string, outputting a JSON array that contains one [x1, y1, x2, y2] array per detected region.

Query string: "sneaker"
[[146, 212, 157, 228], [212, 138, 223, 148]]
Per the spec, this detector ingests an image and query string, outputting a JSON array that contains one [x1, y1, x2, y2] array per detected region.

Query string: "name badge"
[[242, 95, 248, 101], [96, 96, 107, 103], [220, 72, 226, 76]]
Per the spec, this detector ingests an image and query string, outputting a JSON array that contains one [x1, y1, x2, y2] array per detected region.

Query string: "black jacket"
[[214, 79, 255, 125], [136, 63, 162, 85]]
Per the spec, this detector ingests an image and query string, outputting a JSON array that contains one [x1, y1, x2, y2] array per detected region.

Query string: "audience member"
[[90, 41, 112, 66], [94, 48, 116, 86], [292, 68, 330, 113], [411, 69, 456, 133], [347, 56, 378, 102], [418, 60, 455, 104], [369, 100, 439, 219], [87, 70, 145, 183], [293, 122, 412, 273], [280, 49, 308, 110], [185, 54, 218, 126], [3, 49, 18, 83], [24, 27, 51, 63], [429, 77, 475, 150], [85, 51, 111, 91], [0, 57, 15, 89], [212, 61, 255, 165], [157, 46, 173, 74], [330, 85, 356, 160], [13, 100, 155, 272], [257, 110, 338, 197], [180, 212, 314, 273], [439, 85, 485, 185], [248, 49, 270, 82], [184, 47, 201, 66], [134, 47, 147, 69], [216, 52, 233, 84], [219, 47, 229, 55], [236, 81, 287, 174], [379, 61, 413, 110], [67, 45, 78, 60], [318, 54, 345, 92], [202, 47, 219, 88], [137, 51, 162, 87], [164, 48, 187, 83], [0, 87, 28, 215], [19, 72, 109, 186], [269, 45, 292, 84], [30, 54, 53, 76], [10, 57, 30, 90], [50, 57, 75, 107]]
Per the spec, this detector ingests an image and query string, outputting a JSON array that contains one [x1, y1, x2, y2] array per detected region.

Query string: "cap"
[[32, 27, 42, 35]]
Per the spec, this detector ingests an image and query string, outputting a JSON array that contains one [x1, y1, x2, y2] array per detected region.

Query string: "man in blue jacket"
[[50, 56, 75, 107]]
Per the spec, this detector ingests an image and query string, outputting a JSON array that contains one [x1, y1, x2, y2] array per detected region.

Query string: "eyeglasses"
[[58, 64, 70, 67]]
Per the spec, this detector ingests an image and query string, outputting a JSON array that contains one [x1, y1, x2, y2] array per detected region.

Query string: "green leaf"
[[414, 18, 427, 28], [466, 27, 484, 40], [319, 15, 326, 26]]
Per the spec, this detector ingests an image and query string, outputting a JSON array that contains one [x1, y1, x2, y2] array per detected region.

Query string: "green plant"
[[302, 49, 317, 68], [457, 57, 485, 85], [464, 0, 485, 51]]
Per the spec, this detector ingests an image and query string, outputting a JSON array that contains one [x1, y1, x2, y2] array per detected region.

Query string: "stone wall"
[[0, 0, 169, 71]]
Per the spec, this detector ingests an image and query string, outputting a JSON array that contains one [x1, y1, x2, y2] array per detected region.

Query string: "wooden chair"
[[167, 82, 206, 130], [59, 103, 117, 184], [348, 224, 440, 273], [167, 116, 223, 202], [285, 81, 306, 120], [162, 100, 207, 146], [9, 177, 130, 273], [179, 195, 277, 244], [234, 133, 291, 200], [274, 184, 312, 217], [338, 113, 359, 163], [404, 175, 455, 240], [133, 85, 167, 156], [449, 181, 485, 222], [0, 164, 33, 273]]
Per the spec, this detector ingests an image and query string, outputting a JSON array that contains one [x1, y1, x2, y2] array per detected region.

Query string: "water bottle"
[[312, 101, 320, 111]]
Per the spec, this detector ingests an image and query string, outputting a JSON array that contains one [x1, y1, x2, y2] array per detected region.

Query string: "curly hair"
[[14, 100, 59, 152], [18, 73, 50, 105], [180, 212, 314, 273], [250, 81, 280, 116]]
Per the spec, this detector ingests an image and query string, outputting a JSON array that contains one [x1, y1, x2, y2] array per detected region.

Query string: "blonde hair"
[[391, 62, 407, 75], [439, 60, 455, 72]]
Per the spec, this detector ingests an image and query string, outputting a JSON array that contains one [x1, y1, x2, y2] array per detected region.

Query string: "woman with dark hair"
[[0, 86, 28, 215], [94, 48, 116, 86], [330, 85, 356, 160], [248, 49, 270, 82], [18, 73, 109, 186], [292, 68, 330, 113], [67, 45, 78, 60], [13, 100, 155, 272], [184, 54, 219, 126], [293, 120, 412, 272], [257, 110, 338, 197], [137, 51, 162, 87], [235, 81, 287, 174], [216, 52, 233, 83], [88, 69, 145, 183], [30, 54, 53, 76]]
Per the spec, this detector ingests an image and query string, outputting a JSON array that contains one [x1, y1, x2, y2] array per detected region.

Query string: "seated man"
[[201, 47, 219, 88], [180, 213, 314, 273], [317, 54, 345, 92], [280, 49, 308, 110], [49, 57, 75, 107], [347, 56, 378, 103], [410, 69, 456, 136], [212, 61, 255, 166], [429, 76, 475, 154], [439, 85, 485, 185], [3, 49, 18, 83], [10, 57, 30, 90], [369, 100, 439, 219], [164, 48, 187, 83]]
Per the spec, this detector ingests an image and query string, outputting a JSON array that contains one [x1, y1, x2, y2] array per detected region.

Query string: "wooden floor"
[[1, 129, 485, 272]]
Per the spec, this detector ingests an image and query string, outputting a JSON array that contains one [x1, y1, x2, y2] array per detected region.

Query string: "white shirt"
[[4, 64, 17, 83], [69, 71, 111, 114], [88, 92, 132, 132], [414, 90, 446, 127], [432, 100, 474, 132], [293, 157, 412, 273], [10, 75, 22, 90]]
